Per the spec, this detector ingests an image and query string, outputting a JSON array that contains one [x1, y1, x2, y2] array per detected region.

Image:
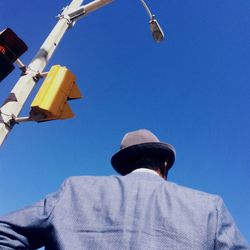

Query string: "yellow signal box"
[[30, 65, 82, 122]]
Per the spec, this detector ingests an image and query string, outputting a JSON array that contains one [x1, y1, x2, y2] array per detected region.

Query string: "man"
[[0, 129, 249, 249]]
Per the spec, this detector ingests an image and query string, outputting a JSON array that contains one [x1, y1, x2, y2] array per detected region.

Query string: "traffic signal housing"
[[0, 28, 28, 81], [30, 65, 82, 122]]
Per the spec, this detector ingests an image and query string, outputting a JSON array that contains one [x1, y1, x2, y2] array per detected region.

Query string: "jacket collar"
[[131, 168, 159, 176]]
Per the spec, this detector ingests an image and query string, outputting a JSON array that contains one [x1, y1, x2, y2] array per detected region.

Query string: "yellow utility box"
[[30, 65, 82, 122]]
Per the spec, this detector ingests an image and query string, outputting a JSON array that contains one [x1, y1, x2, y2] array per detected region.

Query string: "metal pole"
[[0, 0, 113, 146], [68, 0, 113, 20]]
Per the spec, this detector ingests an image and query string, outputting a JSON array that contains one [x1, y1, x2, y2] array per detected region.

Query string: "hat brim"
[[111, 142, 176, 176]]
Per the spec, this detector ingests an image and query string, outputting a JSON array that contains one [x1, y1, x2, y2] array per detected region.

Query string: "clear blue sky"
[[0, 0, 249, 243]]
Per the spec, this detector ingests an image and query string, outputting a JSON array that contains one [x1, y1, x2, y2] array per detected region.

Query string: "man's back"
[[1, 171, 248, 249], [49, 172, 246, 249]]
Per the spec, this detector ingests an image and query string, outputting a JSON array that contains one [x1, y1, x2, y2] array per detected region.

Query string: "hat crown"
[[120, 129, 160, 149]]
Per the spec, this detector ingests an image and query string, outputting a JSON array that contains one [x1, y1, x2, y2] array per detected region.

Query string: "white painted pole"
[[0, 0, 113, 146], [68, 0, 113, 19]]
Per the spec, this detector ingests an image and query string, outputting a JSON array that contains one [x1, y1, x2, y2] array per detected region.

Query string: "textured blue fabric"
[[0, 172, 249, 249]]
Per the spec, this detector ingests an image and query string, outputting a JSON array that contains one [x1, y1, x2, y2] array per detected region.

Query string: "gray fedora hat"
[[111, 129, 176, 175]]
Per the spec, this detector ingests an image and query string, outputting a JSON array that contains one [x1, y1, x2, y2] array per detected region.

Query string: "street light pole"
[[0, 0, 163, 146], [0, 0, 113, 146]]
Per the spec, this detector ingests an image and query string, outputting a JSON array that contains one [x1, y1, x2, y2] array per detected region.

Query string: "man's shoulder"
[[62, 175, 121, 187], [166, 181, 220, 204], [65, 175, 117, 182]]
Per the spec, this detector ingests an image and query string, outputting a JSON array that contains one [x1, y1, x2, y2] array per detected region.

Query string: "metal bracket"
[[36, 71, 49, 79], [11, 110, 48, 124], [15, 59, 27, 74], [58, 14, 73, 26], [56, 6, 75, 26], [68, 6, 86, 21], [0, 113, 17, 129], [10, 116, 34, 124]]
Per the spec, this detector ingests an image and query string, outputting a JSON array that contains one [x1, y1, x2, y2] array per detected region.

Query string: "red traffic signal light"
[[0, 28, 28, 62], [0, 53, 14, 81], [0, 28, 28, 81]]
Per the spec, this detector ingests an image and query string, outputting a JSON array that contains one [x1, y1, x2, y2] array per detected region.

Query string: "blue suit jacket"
[[0, 172, 249, 249]]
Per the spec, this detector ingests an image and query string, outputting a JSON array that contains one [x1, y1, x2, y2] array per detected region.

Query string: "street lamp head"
[[149, 16, 164, 43], [139, 0, 165, 43]]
